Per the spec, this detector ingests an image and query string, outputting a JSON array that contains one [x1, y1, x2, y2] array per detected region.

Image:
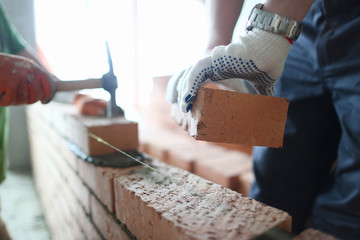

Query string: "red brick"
[[29, 105, 79, 172], [67, 115, 139, 156], [294, 228, 340, 240], [172, 86, 289, 148], [167, 148, 196, 172], [77, 159, 132, 213], [27, 102, 77, 138], [139, 126, 194, 163], [237, 170, 255, 196], [28, 101, 139, 156], [90, 195, 131, 240], [114, 160, 292, 240], [77, 197, 103, 240], [193, 150, 252, 190], [66, 163, 91, 213], [142, 141, 170, 163], [30, 119, 91, 213], [58, 137, 79, 172]]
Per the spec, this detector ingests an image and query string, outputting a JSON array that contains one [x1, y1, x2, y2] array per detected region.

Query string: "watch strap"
[[246, 4, 302, 41]]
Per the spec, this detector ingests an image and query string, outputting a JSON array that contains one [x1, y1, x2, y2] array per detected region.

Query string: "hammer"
[[54, 41, 124, 117]]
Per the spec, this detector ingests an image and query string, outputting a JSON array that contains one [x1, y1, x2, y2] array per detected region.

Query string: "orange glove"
[[0, 53, 55, 106]]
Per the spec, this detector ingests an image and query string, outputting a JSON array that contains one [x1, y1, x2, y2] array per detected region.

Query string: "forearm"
[[263, 0, 314, 22], [205, 0, 244, 52], [204, 0, 313, 53]]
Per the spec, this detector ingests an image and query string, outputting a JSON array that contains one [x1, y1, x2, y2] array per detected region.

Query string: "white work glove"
[[166, 29, 291, 112]]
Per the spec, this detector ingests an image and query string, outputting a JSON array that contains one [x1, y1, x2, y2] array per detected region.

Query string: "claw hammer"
[[54, 41, 124, 117]]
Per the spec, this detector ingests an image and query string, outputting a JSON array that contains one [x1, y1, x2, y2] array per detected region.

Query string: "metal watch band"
[[246, 3, 302, 41]]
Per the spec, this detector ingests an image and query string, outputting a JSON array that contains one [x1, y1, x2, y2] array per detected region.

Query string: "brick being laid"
[[172, 86, 289, 148], [114, 159, 292, 240], [66, 115, 139, 156]]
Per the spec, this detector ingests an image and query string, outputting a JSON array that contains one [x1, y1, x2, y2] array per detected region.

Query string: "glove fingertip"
[[180, 103, 189, 113], [186, 103, 193, 112]]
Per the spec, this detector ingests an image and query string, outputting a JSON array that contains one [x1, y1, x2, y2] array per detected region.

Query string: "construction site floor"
[[0, 169, 51, 240]]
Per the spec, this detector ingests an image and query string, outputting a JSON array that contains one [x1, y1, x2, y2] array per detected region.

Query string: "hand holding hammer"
[[0, 42, 123, 117]]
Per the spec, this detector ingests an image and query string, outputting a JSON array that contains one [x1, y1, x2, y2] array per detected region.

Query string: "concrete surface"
[[0, 170, 51, 240]]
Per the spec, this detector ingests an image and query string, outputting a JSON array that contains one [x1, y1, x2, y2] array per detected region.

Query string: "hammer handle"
[[55, 78, 103, 92]]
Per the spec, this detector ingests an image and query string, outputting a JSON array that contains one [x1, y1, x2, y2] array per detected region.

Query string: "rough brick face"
[[114, 161, 292, 240], [91, 195, 131, 240], [172, 86, 289, 148]]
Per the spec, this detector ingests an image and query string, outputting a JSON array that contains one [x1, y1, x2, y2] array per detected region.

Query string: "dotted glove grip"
[[172, 29, 291, 112]]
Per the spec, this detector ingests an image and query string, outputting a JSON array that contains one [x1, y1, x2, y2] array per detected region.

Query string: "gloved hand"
[[0, 53, 56, 106], [166, 28, 292, 112]]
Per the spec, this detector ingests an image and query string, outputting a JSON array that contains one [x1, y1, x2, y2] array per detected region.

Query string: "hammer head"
[[102, 71, 118, 92], [102, 71, 124, 117], [102, 41, 124, 117]]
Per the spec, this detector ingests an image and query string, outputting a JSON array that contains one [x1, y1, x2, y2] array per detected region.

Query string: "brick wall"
[[27, 100, 293, 239], [25, 77, 338, 239]]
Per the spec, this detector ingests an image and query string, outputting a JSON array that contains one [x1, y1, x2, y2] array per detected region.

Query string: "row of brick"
[[26, 102, 291, 239], [139, 126, 254, 195], [26, 95, 338, 239], [28, 102, 137, 239]]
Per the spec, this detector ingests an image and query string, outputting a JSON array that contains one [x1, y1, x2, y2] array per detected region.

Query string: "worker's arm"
[[205, 0, 313, 50], [205, 0, 244, 52], [264, 0, 314, 22], [0, 53, 55, 106], [167, 0, 314, 112]]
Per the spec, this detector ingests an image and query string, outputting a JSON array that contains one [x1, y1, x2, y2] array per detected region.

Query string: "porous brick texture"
[[114, 161, 291, 240], [172, 84, 289, 148], [26, 101, 292, 240]]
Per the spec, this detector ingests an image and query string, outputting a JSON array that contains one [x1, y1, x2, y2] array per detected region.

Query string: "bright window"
[[34, 0, 207, 118]]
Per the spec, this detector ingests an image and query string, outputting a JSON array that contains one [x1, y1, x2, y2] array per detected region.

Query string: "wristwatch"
[[246, 3, 302, 41]]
